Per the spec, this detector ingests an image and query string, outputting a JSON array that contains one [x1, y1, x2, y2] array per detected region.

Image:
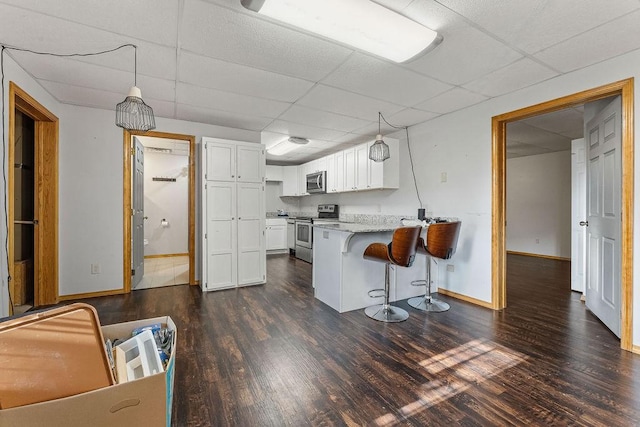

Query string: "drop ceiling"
[[1, 0, 639, 163]]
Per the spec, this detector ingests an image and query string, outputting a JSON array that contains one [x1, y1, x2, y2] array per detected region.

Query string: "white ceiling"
[[2, 0, 639, 164]]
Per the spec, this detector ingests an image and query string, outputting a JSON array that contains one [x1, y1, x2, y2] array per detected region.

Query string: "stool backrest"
[[425, 221, 461, 260], [389, 226, 422, 267]]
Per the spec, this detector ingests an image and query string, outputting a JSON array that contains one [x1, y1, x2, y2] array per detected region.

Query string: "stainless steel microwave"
[[306, 171, 326, 194]]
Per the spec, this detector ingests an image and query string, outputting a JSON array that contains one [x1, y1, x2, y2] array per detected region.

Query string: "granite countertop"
[[312, 222, 399, 233]]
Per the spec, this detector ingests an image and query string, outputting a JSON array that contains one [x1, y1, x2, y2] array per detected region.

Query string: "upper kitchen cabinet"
[[368, 137, 399, 190], [204, 137, 264, 183], [330, 137, 399, 193], [265, 165, 283, 181], [282, 165, 299, 196]]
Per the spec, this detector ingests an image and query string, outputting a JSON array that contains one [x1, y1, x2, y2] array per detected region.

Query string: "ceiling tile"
[[520, 108, 585, 138], [0, 0, 180, 47], [296, 85, 404, 122], [176, 83, 290, 118], [506, 142, 552, 159], [507, 122, 570, 148], [323, 53, 451, 107], [12, 52, 176, 102], [436, 0, 640, 54], [264, 120, 347, 141], [415, 87, 488, 114], [176, 104, 271, 131], [534, 9, 640, 72], [261, 131, 289, 149], [277, 105, 370, 133], [463, 58, 558, 97], [180, 0, 353, 81], [405, 24, 523, 85], [178, 51, 314, 103], [387, 108, 441, 127], [38, 80, 124, 110]]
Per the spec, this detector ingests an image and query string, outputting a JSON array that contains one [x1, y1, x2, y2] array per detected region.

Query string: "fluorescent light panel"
[[241, 0, 441, 63]]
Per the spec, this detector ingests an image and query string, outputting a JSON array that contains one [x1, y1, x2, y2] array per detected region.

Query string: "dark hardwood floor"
[[68, 253, 640, 426]]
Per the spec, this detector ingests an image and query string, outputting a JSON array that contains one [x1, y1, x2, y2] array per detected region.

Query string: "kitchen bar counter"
[[312, 224, 426, 313]]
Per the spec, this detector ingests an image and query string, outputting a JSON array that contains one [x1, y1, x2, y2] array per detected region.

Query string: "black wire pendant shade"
[[115, 45, 156, 131], [369, 112, 390, 162]]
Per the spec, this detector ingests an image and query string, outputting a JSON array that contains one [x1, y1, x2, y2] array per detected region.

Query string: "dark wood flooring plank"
[[55, 253, 640, 426]]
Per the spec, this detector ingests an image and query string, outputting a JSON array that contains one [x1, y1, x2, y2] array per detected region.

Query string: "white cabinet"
[[202, 137, 266, 291], [282, 165, 299, 196], [298, 163, 309, 196], [355, 143, 369, 190], [265, 165, 283, 181], [344, 147, 356, 191], [205, 140, 264, 183], [326, 152, 344, 193], [367, 138, 399, 190], [265, 218, 287, 251]]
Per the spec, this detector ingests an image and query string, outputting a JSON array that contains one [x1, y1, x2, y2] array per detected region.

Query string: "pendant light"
[[369, 112, 390, 162], [115, 45, 156, 131]]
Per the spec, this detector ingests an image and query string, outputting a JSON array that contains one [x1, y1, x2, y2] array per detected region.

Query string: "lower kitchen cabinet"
[[266, 218, 287, 251]]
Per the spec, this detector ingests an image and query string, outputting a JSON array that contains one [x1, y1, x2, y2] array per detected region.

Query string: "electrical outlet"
[[447, 264, 455, 272], [91, 263, 101, 274]]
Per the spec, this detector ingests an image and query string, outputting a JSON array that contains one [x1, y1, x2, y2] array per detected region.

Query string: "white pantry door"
[[585, 96, 621, 337]]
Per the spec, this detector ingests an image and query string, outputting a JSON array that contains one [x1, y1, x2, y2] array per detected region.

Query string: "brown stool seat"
[[409, 221, 461, 312], [363, 226, 422, 322]]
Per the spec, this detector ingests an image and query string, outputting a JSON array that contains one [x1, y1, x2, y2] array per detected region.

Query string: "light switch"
[[441, 172, 447, 183]]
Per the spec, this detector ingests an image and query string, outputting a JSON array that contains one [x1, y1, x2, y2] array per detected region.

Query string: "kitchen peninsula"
[[312, 223, 427, 313]]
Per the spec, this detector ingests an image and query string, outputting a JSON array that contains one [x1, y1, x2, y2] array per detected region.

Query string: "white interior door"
[[571, 138, 586, 292], [585, 96, 621, 337], [131, 137, 145, 288]]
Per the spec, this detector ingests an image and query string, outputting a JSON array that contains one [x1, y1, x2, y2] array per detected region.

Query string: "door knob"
[[579, 221, 589, 226]]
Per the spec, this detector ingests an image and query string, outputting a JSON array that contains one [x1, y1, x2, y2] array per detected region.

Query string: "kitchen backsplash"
[[266, 211, 417, 225]]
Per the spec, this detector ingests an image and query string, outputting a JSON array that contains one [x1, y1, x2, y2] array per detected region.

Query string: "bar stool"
[[408, 221, 461, 312], [363, 226, 422, 322]]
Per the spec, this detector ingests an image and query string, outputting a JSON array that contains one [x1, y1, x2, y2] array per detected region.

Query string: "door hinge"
[[205, 233, 207, 239], [131, 269, 135, 276], [131, 208, 135, 216], [131, 147, 135, 156], [205, 173, 207, 180], [205, 183, 207, 190]]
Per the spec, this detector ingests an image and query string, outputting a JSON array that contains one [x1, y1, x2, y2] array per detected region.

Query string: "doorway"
[[122, 130, 196, 293], [7, 82, 58, 314], [134, 136, 191, 290], [492, 78, 634, 351]]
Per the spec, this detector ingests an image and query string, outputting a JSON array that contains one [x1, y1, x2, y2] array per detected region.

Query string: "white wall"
[[3, 46, 640, 347], [1, 55, 62, 317], [265, 181, 299, 214], [57, 104, 260, 296], [143, 151, 189, 256], [506, 151, 572, 258], [301, 48, 640, 346]]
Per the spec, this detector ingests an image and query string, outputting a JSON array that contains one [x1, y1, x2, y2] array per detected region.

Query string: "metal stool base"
[[408, 296, 450, 312], [365, 304, 409, 322]]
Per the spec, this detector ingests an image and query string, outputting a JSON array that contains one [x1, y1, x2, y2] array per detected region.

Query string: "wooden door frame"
[[123, 130, 196, 292], [7, 82, 59, 311], [492, 78, 634, 351]]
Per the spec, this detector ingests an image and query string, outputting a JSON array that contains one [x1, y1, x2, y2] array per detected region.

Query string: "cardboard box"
[[0, 316, 176, 427]]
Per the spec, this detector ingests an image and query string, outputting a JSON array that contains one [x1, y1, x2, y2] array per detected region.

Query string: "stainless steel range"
[[294, 204, 339, 263]]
